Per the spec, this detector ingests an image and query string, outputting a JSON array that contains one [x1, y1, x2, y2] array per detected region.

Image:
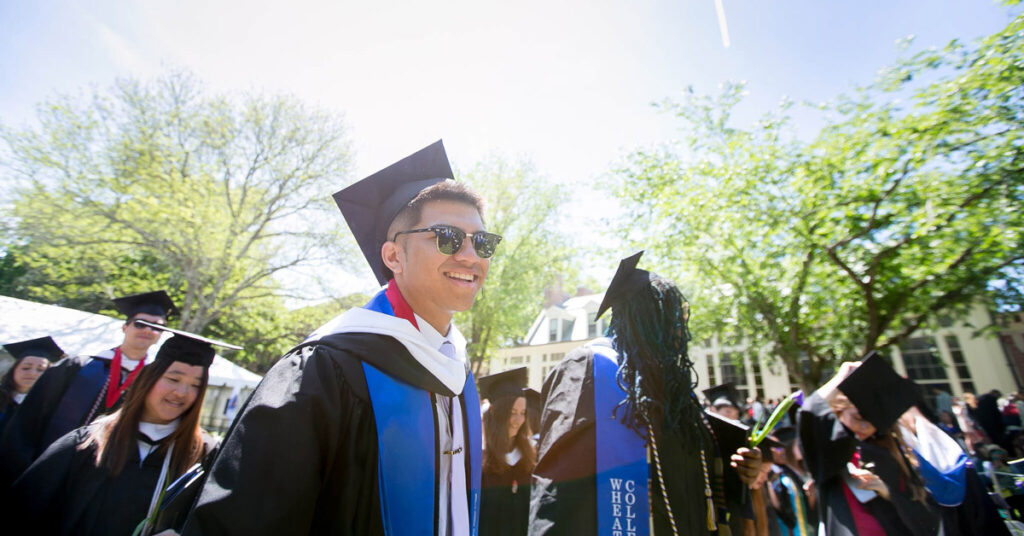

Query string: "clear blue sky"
[[0, 0, 1017, 291]]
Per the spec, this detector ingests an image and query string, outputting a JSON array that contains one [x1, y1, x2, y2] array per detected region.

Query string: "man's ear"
[[382, 240, 403, 276], [122, 322, 129, 336]]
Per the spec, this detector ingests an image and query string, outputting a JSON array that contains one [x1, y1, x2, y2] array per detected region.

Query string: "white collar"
[[505, 446, 522, 466], [415, 313, 449, 348], [94, 347, 151, 369], [308, 308, 468, 394], [139, 419, 180, 441], [13, 392, 27, 404]]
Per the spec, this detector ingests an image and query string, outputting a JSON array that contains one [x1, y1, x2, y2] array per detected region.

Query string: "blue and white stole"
[[362, 287, 482, 536], [593, 345, 651, 536]]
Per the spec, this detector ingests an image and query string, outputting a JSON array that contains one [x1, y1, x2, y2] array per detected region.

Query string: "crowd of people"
[[0, 140, 1020, 535]]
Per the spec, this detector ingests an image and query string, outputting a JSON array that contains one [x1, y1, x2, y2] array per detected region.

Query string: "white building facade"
[[494, 293, 1020, 403]]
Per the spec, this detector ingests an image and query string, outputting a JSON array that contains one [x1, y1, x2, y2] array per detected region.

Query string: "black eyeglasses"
[[391, 225, 502, 258], [132, 319, 166, 331]]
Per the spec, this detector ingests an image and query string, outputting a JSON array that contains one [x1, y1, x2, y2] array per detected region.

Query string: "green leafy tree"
[[456, 156, 576, 374], [612, 11, 1024, 389], [1, 70, 356, 366]]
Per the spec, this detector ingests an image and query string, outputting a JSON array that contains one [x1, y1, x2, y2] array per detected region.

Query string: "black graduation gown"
[[480, 453, 532, 536], [0, 399, 20, 439], [182, 332, 475, 536], [529, 346, 749, 536], [797, 392, 940, 536], [6, 427, 185, 536], [937, 466, 1011, 536], [0, 354, 128, 486]]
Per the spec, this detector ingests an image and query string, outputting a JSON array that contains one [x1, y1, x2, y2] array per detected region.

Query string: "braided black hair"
[[607, 272, 724, 534]]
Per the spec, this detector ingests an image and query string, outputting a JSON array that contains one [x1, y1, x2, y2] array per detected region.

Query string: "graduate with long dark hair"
[[798, 356, 943, 536], [530, 252, 763, 535], [479, 367, 536, 536], [5, 325, 236, 536], [0, 337, 63, 435]]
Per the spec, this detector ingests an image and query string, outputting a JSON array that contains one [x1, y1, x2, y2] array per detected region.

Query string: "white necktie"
[[439, 340, 469, 536]]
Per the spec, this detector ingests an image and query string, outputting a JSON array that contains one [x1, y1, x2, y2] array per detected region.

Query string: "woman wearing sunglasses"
[[6, 326, 238, 536]]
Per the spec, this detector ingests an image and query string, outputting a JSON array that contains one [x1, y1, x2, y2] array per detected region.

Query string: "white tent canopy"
[[0, 295, 262, 389]]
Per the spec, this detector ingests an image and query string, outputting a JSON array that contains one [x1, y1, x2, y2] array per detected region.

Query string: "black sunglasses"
[[132, 319, 167, 331], [392, 225, 502, 258]]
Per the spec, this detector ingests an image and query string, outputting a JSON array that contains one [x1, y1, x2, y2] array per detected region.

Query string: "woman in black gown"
[[6, 325, 235, 536], [0, 337, 62, 435], [479, 367, 536, 536]]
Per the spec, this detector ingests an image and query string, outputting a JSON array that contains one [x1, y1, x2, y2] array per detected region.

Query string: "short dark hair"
[[387, 180, 485, 240]]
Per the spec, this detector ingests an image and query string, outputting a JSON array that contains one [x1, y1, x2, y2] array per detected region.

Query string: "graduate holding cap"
[[4, 323, 237, 536], [184, 140, 500, 535], [530, 252, 763, 536], [0, 337, 65, 435], [0, 291, 176, 486], [798, 354, 942, 536], [478, 367, 535, 536]]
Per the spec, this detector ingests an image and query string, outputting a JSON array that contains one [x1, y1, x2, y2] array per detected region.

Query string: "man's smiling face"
[[385, 199, 490, 331]]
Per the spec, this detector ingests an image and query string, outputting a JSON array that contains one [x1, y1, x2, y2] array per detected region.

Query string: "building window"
[[549, 319, 558, 342], [707, 356, 717, 386], [751, 357, 764, 401], [561, 319, 575, 341], [508, 355, 524, 365], [721, 352, 748, 400], [900, 336, 949, 382], [548, 352, 565, 363], [945, 335, 972, 392], [588, 312, 599, 338]]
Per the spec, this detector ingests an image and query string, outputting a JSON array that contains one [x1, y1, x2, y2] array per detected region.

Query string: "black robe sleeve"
[[181, 343, 384, 536], [529, 347, 597, 536], [4, 428, 84, 534], [0, 356, 85, 487]]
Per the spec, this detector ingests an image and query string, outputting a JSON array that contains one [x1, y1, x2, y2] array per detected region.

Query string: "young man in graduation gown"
[[182, 140, 500, 535], [0, 290, 175, 486], [529, 252, 763, 536]]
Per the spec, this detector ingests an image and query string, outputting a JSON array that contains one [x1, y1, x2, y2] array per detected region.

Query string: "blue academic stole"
[[593, 346, 651, 536], [913, 448, 968, 506], [42, 357, 108, 447], [362, 289, 482, 536]]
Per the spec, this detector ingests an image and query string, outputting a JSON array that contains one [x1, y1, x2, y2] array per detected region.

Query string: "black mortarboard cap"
[[135, 320, 242, 368], [524, 387, 541, 432], [478, 367, 529, 401], [596, 251, 652, 319], [113, 290, 176, 319], [706, 411, 781, 462], [703, 382, 741, 409], [524, 387, 541, 410], [333, 140, 454, 285], [838, 351, 918, 432], [3, 336, 65, 362]]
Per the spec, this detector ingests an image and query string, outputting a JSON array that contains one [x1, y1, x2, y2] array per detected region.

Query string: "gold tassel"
[[706, 496, 717, 531]]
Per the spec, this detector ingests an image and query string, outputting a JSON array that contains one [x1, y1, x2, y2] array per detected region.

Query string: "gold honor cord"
[[647, 422, 680, 536]]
